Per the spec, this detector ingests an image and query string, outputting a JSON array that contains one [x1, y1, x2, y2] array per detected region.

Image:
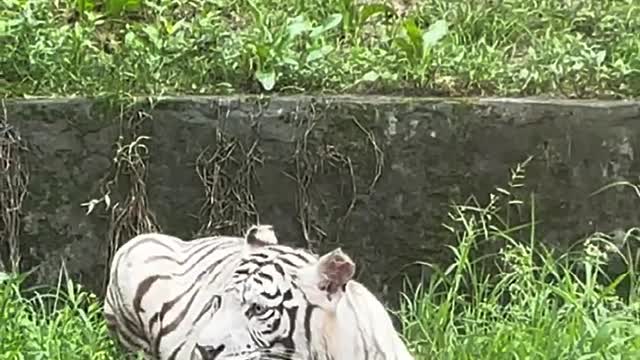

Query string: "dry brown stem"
[[0, 100, 29, 273], [195, 128, 263, 237]]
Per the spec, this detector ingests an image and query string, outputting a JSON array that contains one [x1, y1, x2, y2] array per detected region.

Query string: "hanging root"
[[351, 114, 384, 194], [195, 129, 263, 237], [81, 104, 160, 291], [320, 144, 357, 243], [286, 101, 387, 251], [284, 101, 327, 252], [0, 100, 29, 274]]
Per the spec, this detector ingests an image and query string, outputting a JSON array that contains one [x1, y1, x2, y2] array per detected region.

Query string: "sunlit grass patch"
[[1, 0, 638, 98]]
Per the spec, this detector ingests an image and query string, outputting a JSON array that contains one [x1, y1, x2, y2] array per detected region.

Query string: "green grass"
[[1, 0, 639, 98], [397, 164, 640, 359], [0, 271, 121, 360], [2, 163, 640, 359]]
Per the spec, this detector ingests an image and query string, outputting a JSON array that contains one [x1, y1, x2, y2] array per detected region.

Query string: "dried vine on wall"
[[286, 100, 385, 253], [195, 128, 263, 237], [286, 103, 327, 252], [82, 103, 161, 291], [0, 101, 29, 274]]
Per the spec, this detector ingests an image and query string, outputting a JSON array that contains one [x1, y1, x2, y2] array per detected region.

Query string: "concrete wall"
[[1, 96, 639, 302]]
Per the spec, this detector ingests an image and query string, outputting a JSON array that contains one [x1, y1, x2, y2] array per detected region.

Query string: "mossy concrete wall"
[[1, 96, 639, 302]]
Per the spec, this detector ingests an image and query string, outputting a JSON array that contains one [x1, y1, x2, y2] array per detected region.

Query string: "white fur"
[[194, 248, 415, 360], [104, 226, 414, 360], [245, 224, 278, 246]]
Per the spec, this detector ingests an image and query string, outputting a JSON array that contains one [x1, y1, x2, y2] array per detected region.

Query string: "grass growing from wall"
[[1, 183, 639, 359], [1, 0, 639, 98]]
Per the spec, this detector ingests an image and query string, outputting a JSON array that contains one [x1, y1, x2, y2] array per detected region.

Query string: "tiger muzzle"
[[196, 344, 225, 360]]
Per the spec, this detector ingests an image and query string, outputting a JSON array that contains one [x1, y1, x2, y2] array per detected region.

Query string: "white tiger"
[[104, 224, 415, 360]]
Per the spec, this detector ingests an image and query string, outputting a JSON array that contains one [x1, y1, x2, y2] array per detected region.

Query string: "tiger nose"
[[196, 344, 225, 360]]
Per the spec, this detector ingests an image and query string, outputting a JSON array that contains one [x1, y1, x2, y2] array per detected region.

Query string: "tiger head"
[[193, 225, 414, 360]]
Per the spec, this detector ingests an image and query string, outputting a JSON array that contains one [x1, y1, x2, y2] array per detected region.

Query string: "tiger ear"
[[315, 248, 355, 296], [245, 224, 278, 247]]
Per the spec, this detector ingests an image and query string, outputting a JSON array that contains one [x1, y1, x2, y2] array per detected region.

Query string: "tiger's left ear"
[[315, 248, 355, 296], [297, 248, 355, 309], [245, 224, 278, 247]]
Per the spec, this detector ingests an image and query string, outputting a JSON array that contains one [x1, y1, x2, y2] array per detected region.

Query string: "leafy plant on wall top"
[[244, 0, 343, 91], [335, 0, 394, 40], [394, 17, 449, 85]]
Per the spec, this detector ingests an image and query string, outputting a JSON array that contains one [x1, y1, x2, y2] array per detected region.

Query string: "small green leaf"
[[76, 0, 97, 14], [423, 19, 448, 48], [360, 70, 380, 82], [589, 319, 632, 354], [282, 57, 299, 66], [287, 16, 311, 38], [307, 45, 333, 62], [394, 37, 415, 59], [595, 50, 606, 66], [310, 13, 342, 38], [603, 272, 627, 294], [360, 4, 391, 24], [591, 323, 611, 352], [165, 19, 186, 35], [254, 44, 271, 63], [403, 18, 423, 49], [124, 31, 138, 47], [256, 70, 276, 90], [142, 24, 161, 48], [105, 0, 128, 16]]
